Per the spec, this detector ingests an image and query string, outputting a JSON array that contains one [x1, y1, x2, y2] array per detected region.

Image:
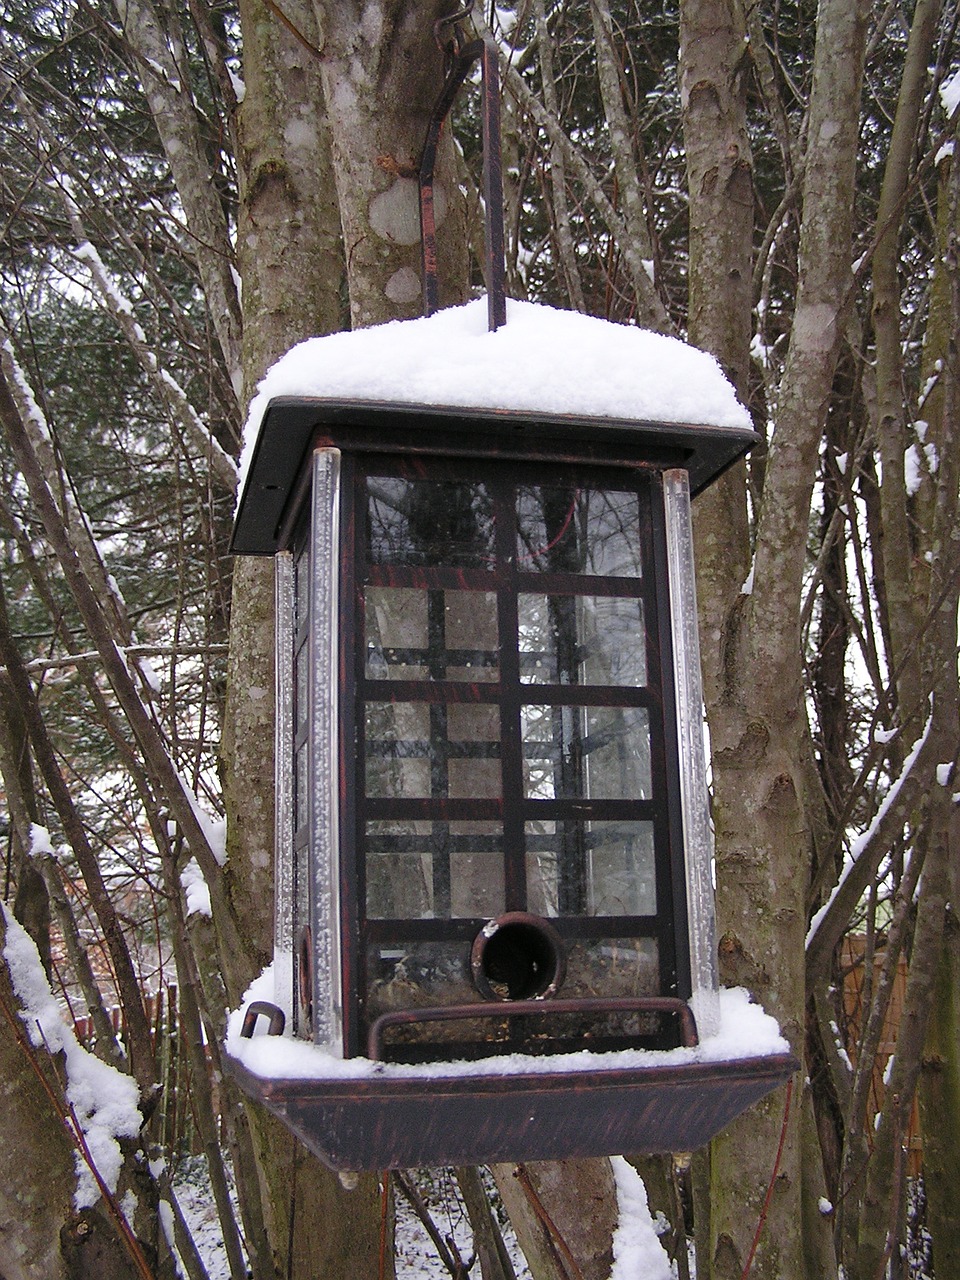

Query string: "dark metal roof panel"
[[232, 396, 760, 555]]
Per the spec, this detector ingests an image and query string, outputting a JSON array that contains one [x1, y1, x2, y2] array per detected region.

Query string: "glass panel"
[[365, 588, 499, 682], [367, 942, 485, 1041], [525, 819, 656, 916], [519, 594, 646, 686], [366, 820, 505, 919], [365, 702, 502, 799], [664, 468, 720, 1030], [294, 543, 309, 631], [367, 477, 495, 567], [368, 938, 660, 1051], [293, 841, 311, 1032], [365, 702, 431, 799], [521, 704, 651, 799], [564, 936, 659, 999], [517, 486, 642, 577]]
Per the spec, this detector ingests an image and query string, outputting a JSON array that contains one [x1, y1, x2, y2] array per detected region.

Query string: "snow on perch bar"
[[225, 297, 796, 1171]]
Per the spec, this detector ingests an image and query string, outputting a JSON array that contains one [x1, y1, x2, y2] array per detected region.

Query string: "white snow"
[[608, 1157, 673, 1280], [175, 771, 227, 866], [227, 65, 246, 103], [1, 336, 51, 440], [936, 763, 953, 786], [807, 711, 932, 949], [137, 655, 162, 693], [180, 857, 212, 917], [226, 980, 788, 1082], [28, 823, 55, 858], [1, 903, 142, 1209], [904, 444, 923, 496], [239, 296, 751, 502], [940, 68, 960, 117]]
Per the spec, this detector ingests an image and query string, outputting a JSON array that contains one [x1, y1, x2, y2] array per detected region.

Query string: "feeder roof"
[[235, 298, 758, 554]]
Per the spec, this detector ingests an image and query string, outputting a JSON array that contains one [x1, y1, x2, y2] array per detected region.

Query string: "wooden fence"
[[840, 936, 922, 1177]]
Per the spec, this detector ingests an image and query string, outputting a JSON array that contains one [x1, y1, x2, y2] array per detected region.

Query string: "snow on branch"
[[806, 712, 933, 970], [1, 903, 142, 1209]]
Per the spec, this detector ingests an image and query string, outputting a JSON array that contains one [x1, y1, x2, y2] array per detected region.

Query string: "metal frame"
[[285, 450, 345, 1051], [274, 551, 295, 1021], [420, 33, 505, 330], [663, 469, 720, 1033]]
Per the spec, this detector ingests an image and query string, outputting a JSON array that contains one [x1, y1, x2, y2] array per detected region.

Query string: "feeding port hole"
[[471, 912, 566, 1001]]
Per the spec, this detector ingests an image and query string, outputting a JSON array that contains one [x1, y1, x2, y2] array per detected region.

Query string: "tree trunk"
[[918, 906, 960, 1279], [703, 1, 870, 1276], [314, 0, 468, 329], [0, 910, 78, 1280], [0, 907, 153, 1280], [491, 1160, 618, 1280]]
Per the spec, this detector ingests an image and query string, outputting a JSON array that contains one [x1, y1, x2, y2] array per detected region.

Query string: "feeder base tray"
[[225, 1052, 797, 1171]]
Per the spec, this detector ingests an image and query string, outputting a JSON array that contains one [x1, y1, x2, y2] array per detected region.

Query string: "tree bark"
[[491, 1160, 618, 1280], [702, 1, 870, 1276], [0, 910, 78, 1280], [869, 0, 942, 730], [0, 908, 152, 1280], [313, 0, 468, 328], [113, 0, 244, 398], [223, 3, 390, 1275]]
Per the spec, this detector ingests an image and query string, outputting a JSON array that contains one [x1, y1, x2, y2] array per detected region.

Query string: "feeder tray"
[[226, 998, 796, 1171]]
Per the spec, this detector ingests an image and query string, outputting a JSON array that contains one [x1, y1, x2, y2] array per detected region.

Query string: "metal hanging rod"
[[420, 14, 506, 332]]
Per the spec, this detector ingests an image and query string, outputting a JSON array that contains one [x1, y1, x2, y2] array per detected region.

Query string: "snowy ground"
[[393, 1168, 532, 1280], [173, 1156, 683, 1279]]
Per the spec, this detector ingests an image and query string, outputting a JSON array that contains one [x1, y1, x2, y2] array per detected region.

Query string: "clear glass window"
[[525, 819, 656, 916], [517, 486, 642, 577], [365, 587, 499, 682], [366, 820, 505, 919], [365, 702, 502, 799], [367, 478, 495, 567], [518, 593, 646, 686], [521, 704, 652, 800]]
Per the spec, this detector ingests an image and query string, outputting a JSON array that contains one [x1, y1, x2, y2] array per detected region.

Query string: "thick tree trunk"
[[918, 907, 960, 1279], [870, 0, 942, 730], [223, 4, 386, 1277], [491, 1160, 618, 1280], [912, 131, 960, 1280], [0, 908, 154, 1280], [314, 0, 468, 328], [698, 1, 870, 1276], [0, 911, 78, 1280]]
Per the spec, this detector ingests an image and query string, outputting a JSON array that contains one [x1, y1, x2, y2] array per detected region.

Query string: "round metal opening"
[[471, 912, 566, 1001], [298, 926, 314, 1035]]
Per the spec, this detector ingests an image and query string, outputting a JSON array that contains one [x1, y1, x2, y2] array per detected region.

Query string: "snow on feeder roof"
[[234, 298, 758, 556]]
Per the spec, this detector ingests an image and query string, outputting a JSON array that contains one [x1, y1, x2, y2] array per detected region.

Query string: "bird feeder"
[[224, 21, 795, 1172]]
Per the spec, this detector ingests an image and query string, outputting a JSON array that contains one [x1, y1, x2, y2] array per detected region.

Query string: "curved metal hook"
[[434, 2, 476, 56]]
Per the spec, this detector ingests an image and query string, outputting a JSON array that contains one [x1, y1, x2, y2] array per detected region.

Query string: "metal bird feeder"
[[224, 9, 795, 1172]]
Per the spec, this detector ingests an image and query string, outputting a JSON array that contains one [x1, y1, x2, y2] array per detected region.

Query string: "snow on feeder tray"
[[223, 297, 797, 1172]]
